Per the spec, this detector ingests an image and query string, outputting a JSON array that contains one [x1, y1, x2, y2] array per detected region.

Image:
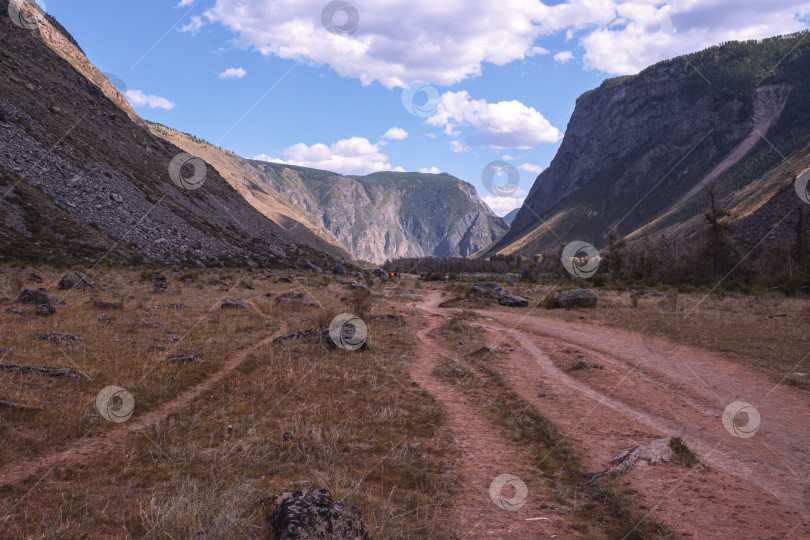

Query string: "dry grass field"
[[1, 268, 808, 538]]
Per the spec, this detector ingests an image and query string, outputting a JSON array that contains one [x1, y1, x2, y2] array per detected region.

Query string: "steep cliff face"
[[0, 0, 338, 268], [484, 33, 810, 257], [250, 162, 508, 263]]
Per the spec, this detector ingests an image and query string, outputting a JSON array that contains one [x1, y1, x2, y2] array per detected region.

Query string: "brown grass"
[[0, 268, 457, 539]]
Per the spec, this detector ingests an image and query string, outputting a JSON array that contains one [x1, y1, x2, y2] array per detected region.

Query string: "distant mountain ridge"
[[250, 161, 508, 264], [482, 32, 810, 258], [0, 0, 338, 268]]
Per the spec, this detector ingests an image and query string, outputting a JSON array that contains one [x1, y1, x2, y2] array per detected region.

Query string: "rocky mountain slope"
[[482, 32, 810, 258], [250, 161, 508, 263], [0, 0, 338, 268], [502, 208, 519, 226]]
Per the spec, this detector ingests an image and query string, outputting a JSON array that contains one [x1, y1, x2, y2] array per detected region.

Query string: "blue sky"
[[42, 0, 810, 215]]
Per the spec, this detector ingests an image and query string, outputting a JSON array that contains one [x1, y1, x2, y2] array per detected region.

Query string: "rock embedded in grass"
[[165, 353, 202, 363], [58, 271, 94, 290], [266, 488, 369, 540], [220, 297, 249, 309], [15, 288, 55, 305], [555, 288, 598, 308], [35, 332, 85, 344]]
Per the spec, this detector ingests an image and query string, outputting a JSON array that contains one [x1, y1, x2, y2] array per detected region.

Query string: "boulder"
[[15, 288, 53, 305], [333, 263, 347, 276], [58, 271, 93, 290], [266, 488, 369, 540], [498, 293, 528, 307], [468, 282, 528, 307], [555, 289, 598, 308]]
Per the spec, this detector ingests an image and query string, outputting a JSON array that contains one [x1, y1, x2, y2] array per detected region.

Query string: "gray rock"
[[35, 304, 55, 317], [36, 332, 84, 344], [58, 271, 93, 290], [334, 263, 347, 276], [15, 288, 54, 305], [91, 298, 123, 309], [165, 353, 202, 363], [220, 298, 249, 309], [555, 289, 598, 308], [468, 281, 504, 299], [498, 293, 528, 307], [266, 488, 369, 540]]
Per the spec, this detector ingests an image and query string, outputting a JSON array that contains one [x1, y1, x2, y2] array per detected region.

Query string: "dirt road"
[[414, 291, 810, 538]]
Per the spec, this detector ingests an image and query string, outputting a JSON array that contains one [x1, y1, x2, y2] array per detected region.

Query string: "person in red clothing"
[[388, 271, 393, 278]]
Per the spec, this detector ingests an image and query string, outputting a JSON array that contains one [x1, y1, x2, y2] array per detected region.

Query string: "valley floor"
[[0, 268, 808, 538]]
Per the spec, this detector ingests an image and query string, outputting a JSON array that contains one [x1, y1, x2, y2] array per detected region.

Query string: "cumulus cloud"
[[204, 0, 616, 88], [219, 67, 247, 79], [419, 167, 442, 174], [450, 140, 470, 153], [427, 91, 562, 149], [553, 50, 574, 63], [382, 127, 408, 140], [179, 15, 203, 33], [254, 137, 404, 175], [482, 195, 526, 216], [518, 163, 544, 173], [582, 0, 810, 74], [203, 0, 809, 84], [125, 90, 175, 110]]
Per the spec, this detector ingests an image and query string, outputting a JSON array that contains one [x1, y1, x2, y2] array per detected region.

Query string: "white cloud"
[[553, 50, 574, 63], [204, 0, 617, 88], [179, 15, 203, 33], [203, 0, 809, 85], [219, 67, 247, 79], [255, 137, 403, 175], [450, 140, 470, 153], [177, 0, 195, 6], [518, 163, 544, 173], [427, 91, 562, 149], [482, 195, 526, 216], [125, 90, 175, 110], [419, 167, 442, 174], [382, 127, 408, 140], [582, 1, 810, 74]]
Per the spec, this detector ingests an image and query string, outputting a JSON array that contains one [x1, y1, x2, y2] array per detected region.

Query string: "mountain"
[[249, 161, 508, 264], [482, 32, 810, 258], [0, 0, 340, 268], [502, 208, 520, 226]]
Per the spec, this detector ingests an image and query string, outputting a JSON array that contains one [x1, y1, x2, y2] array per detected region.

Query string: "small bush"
[[669, 437, 699, 467]]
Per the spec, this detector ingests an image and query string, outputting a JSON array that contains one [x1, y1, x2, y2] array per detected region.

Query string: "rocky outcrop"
[[251, 163, 508, 264], [483, 34, 810, 258], [467, 281, 528, 307], [266, 489, 369, 540], [0, 1, 337, 268]]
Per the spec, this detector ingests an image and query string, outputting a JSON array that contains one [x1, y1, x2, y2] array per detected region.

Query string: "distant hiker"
[[388, 272, 393, 278]]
